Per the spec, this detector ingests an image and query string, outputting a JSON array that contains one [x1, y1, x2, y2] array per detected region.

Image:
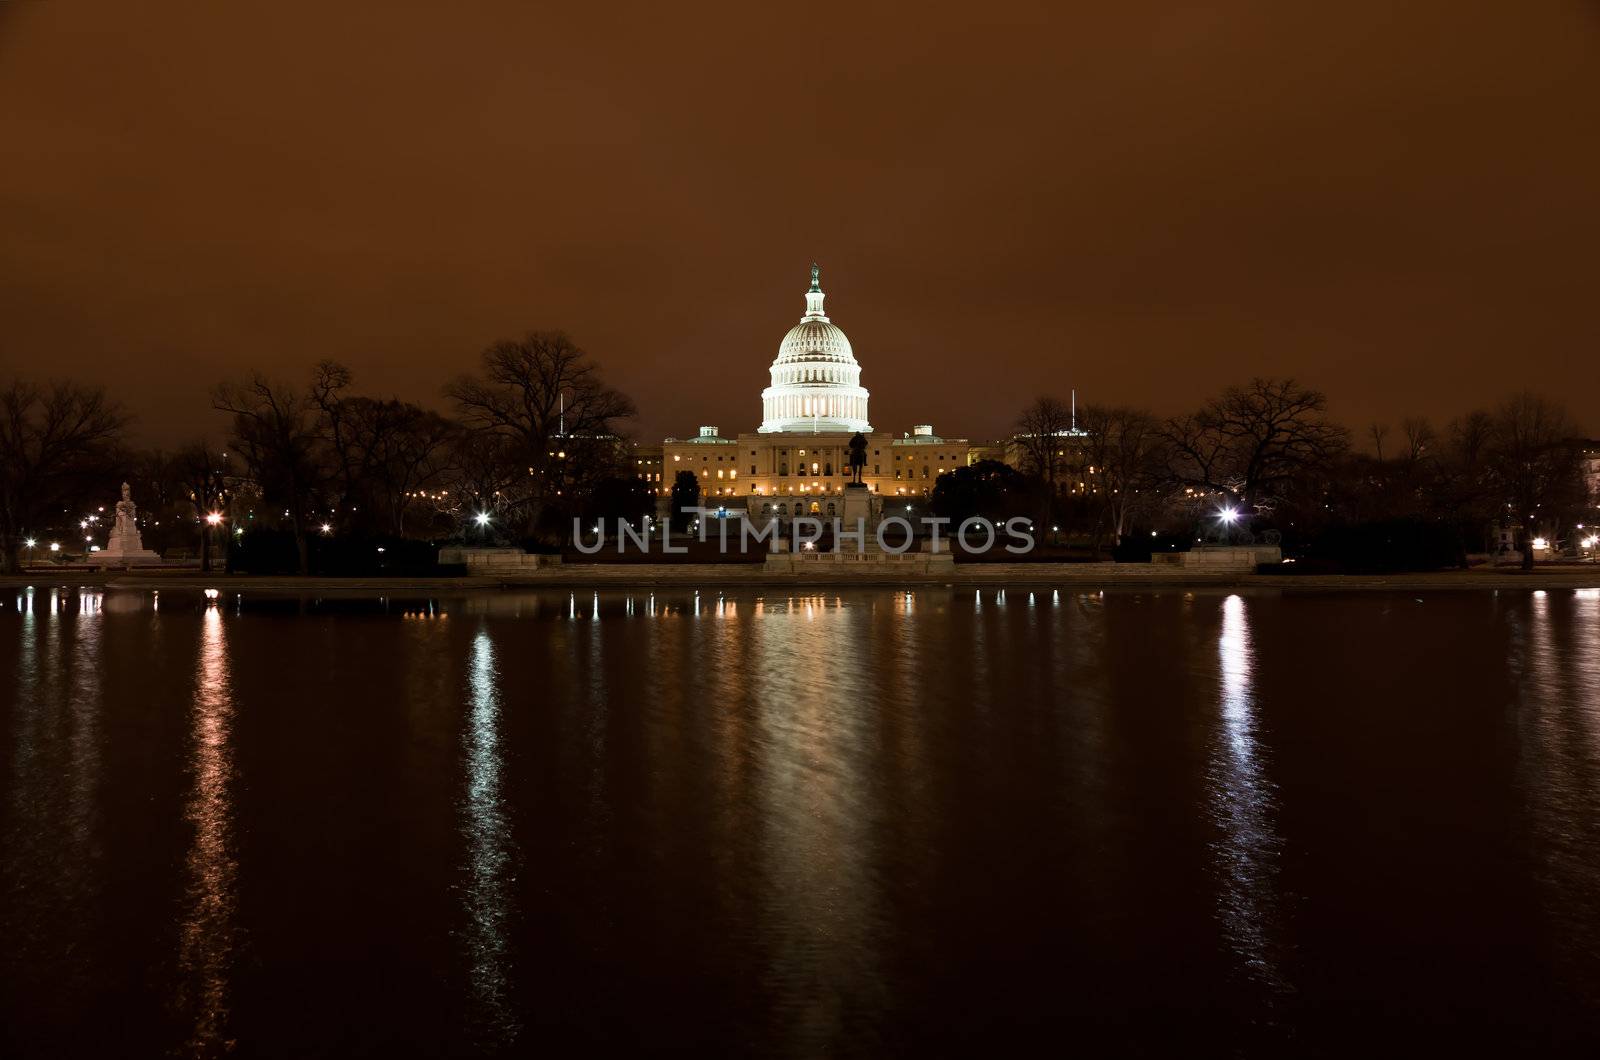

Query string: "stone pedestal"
[[838, 484, 880, 553], [97, 483, 162, 565]]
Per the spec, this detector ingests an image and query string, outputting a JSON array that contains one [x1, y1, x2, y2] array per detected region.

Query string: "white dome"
[[758, 265, 871, 434]]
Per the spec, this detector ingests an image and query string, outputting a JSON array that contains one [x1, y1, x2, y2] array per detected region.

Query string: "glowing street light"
[[475, 512, 491, 527], [1218, 507, 1239, 523], [319, 523, 333, 534], [206, 512, 223, 526]]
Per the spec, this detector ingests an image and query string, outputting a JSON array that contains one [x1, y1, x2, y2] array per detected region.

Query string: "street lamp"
[[1217, 506, 1239, 546], [199, 511, 224, 573]]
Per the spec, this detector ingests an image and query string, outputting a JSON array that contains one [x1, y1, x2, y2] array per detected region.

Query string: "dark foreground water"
[[2, 586, 1599, 1057]]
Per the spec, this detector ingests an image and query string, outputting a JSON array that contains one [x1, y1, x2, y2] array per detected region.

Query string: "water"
[[2, 586, 1599, 1056]]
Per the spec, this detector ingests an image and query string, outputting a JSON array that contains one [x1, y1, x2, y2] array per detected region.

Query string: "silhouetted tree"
[[445, 331, 635, 541], [1368, 422, 1390, 463], [1013, 396, 1075, 494], [1484, 392, 1586, 570], [310, 362, 459, 536], [584, 476, 655, 531], [1400, 417, 1436, 468], [929, 460, 1033, 528], [0, 379, 126, 573], [669, 469, 701, 534], [173, 441, 230, 572], [1166, 377, 1348, 517], [1074, 405, 1168, 548], [213, 374, 325, 575]]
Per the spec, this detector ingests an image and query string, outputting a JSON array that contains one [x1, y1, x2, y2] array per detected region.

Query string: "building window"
[[750, 465, 756, 474]]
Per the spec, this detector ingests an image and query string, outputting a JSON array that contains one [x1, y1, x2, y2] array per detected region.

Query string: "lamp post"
[[1218, 506, 1239, 547], [203, 512, 223, 573]]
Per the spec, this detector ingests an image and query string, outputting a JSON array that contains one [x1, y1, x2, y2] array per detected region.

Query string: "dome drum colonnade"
[[758, 264, 871, 434]]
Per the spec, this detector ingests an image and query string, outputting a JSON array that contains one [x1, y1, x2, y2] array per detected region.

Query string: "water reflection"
[[748, 594, 884, 1045], [461, 628, 521, 1046], [178, 604, 239, 1055], [70, 591, 104, 867], [1207, 594, 1287, 993], [1517, 589, 1600, 989]]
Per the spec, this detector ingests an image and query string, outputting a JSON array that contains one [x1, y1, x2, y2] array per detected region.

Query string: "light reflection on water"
[[178, 603, 238, 1055], [6, 586, 1600, 1054], [749, 595, 885, 1046], [461, 627, 521, 1047], [1519, 588, 1600, 990], [1208, 594, 1288, 995]]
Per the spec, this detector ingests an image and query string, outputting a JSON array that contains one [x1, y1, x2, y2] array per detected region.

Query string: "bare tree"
[[445, 331, 635, 540], [1369, 422, 1390, 463], [363, 403, 459, 536], [309, 360, 367, 524], [1485, 392, 1585, 570], [0, 379, 127, 573], [213, 374, 325, 575], [309, 361, 459, 536], [1166, 378, 1348, 516], [1074, 404, 1167, 547], [174, 441, 230, 572], [1163, 411, 1235, 506], [1013, 396, 1075, 494], [1400, 417, 1436, 467]]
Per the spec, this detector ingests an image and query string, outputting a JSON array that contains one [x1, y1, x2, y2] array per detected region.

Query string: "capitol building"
[[634, 266, 1003, 519]]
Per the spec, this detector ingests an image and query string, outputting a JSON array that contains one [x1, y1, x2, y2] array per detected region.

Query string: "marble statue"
[[99, 482, 162, 564]]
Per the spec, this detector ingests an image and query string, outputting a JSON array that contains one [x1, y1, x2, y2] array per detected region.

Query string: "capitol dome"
[[758, 265, 872, 434]]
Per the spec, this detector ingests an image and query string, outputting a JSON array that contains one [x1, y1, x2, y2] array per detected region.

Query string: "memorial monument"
[[98, 482, 162, 565]]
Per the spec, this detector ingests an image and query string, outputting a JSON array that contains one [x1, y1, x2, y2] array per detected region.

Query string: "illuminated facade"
[[634, 266, 997, 515], [759, 264, 871, 434]]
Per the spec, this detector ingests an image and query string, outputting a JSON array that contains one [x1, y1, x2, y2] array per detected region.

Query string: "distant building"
[[634, 266, 1008, 519]]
